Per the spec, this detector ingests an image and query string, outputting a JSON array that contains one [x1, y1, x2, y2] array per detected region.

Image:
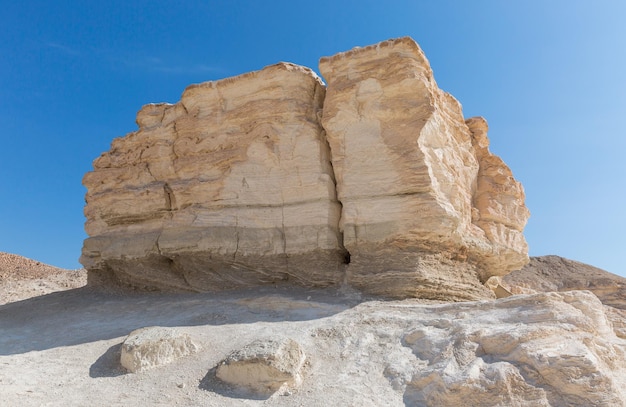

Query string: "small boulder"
[[120, 326, 200, 373], [216, 338, 306, 396]]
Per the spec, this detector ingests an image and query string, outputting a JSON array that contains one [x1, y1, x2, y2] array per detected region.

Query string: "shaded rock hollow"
[[81, 37, 529, 300]]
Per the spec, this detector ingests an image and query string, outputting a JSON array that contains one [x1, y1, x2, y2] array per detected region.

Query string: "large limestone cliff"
[[81, 37, 529, 300]]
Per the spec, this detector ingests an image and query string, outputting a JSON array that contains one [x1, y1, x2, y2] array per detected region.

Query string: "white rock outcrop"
[[503, 255, 626, 339], [81, 37, 529, 300], [120, 326, 200, 373], [400, 291, 626, 406], [309, 290, 626, 406], [215, 338, 306, 396]]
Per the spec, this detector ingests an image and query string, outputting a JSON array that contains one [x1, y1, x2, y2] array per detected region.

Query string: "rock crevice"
[[81, 37, 529, 300]]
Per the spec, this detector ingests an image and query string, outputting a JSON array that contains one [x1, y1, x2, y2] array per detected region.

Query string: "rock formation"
[[82, 63, 347, 291], [2, 265, 626, 406], [120, 326, 200, 373], [81, 37, 529, 300], [399, 291, 626, 406], [320, 39, 528, 299], [215, 338, 306, 396]]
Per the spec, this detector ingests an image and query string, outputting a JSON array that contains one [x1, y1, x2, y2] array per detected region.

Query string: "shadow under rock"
[[199, 366, 271, 401], [89, 343, 126, 378], [0, 284, 358, 355]]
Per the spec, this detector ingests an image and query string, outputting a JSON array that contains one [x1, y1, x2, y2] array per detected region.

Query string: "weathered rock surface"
[[320, 38, 529, 299], [504, 255, 626, 309], [81, 37, 529, 300], [215, 338, 306, 396], [2, 272, 625, 406], [503, 255, 626, 339], [120, 326, 200, 373], [399, 291, 626, 406], [82, 63, 347, 291]]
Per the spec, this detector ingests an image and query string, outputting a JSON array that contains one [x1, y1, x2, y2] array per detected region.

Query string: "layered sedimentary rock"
[[82, 63, 346, 291], [319, 38, 529, 299], [82, 37, 529, 299]]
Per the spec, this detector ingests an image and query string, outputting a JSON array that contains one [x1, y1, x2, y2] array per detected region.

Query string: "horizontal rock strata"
[[399, 291, 626, 406], [82, 63, 347, 291], [81, 37, 529, 300], [319, 38, 528, 298]]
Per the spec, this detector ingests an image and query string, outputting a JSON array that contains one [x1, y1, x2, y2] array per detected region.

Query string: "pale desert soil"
[[2, 254, 626, 406], [0, 253, 449, 406]]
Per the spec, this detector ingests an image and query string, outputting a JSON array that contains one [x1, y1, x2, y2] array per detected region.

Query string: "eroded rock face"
[[215, 338, 306, 396], [319, 38, 529, 298], [82, 63, 347, 291], [81, 37, 529, 300]]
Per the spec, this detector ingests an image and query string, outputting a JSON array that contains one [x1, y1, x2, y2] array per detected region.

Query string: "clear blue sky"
[[2, 1, 625, 277]]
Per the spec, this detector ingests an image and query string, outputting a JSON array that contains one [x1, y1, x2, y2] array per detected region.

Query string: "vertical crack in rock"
[[233, 216, 240, 261], [321, 130, 350, 268], [163, 183, 176, 211], [280, 191, 289, 277]]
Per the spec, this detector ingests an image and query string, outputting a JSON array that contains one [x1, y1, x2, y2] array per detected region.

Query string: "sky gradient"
[[2, 1, 625, 277]]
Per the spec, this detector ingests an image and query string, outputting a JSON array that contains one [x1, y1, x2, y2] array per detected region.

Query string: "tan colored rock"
[[81, 37, 529, 301], [605, 306, 626, 339], [81, 63, 347, 291], [466, 117, 530, 274], [484, 276, 513, 298], [216, 338, 306, 396], [319, 37, 529, 299], [120, 326, 200, 373], [504, 255, 626, 339]]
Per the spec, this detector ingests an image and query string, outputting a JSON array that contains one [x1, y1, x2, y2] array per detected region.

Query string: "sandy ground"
[[0, 252, 462, 406], [2, 254, 626, 406], [0, 270, 430, 406]]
